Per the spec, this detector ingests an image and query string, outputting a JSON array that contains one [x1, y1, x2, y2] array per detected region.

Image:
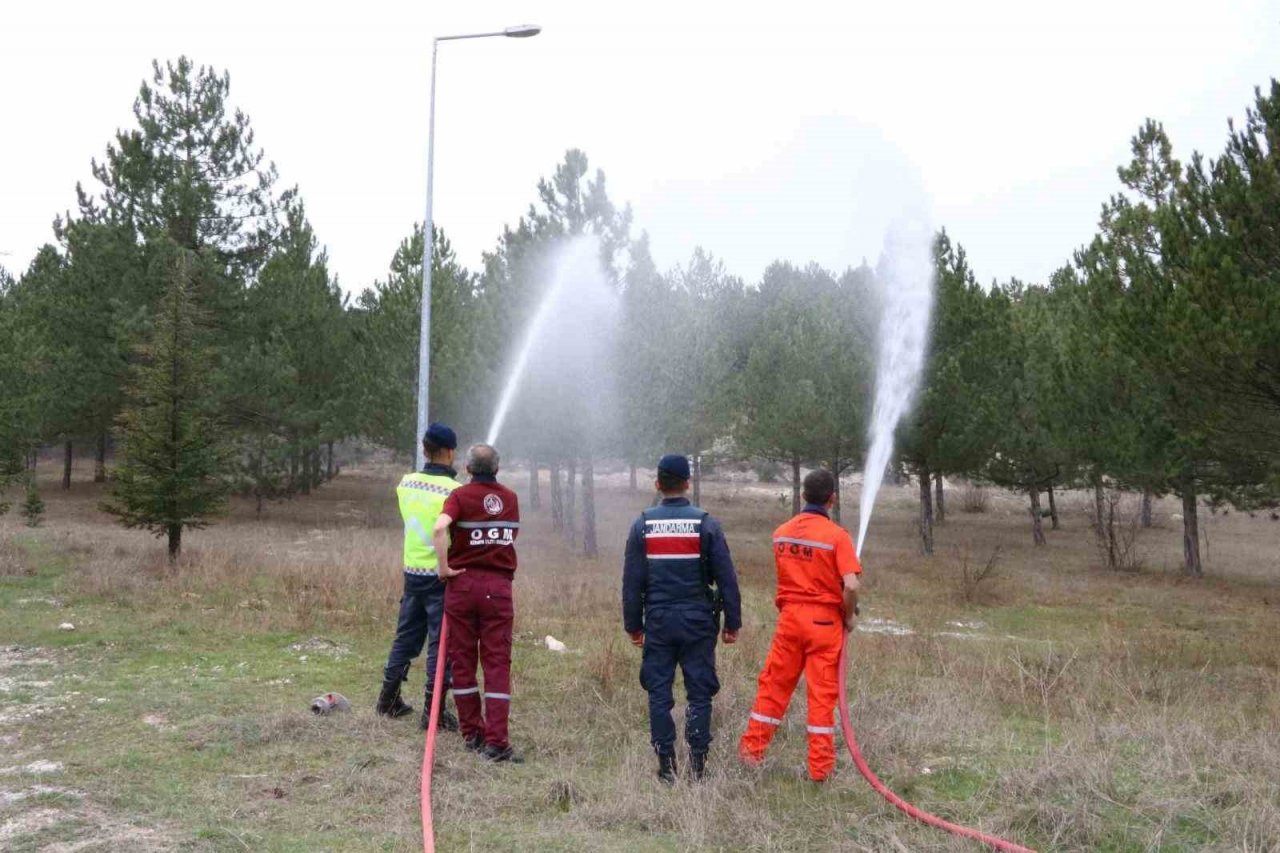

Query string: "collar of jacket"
[[422, 462, 458, 478], [802, 503, 830, 518], [470, 474, 498, 484], [660, 497, 691, 507]]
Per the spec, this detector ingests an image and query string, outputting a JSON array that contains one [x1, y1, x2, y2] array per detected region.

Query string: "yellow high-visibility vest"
[[396, 472, 461, 574]]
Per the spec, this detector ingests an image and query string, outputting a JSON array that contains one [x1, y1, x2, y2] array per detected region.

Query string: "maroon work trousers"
[[444, 569, 515, 750]]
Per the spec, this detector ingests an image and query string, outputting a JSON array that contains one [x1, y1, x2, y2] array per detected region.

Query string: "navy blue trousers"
[[383, 573, 451, 694], [640, 606, 720, 755]]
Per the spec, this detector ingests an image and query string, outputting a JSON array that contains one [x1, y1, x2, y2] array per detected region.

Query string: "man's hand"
[[627, 630, 644, 647], [843, 613, 858, 634], [722, 629, 739, 645], [438, 563, 466, 580]]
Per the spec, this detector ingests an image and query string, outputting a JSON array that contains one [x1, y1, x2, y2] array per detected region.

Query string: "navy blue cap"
[[423, 422, 457, 450], [657, 454, 691, 481]]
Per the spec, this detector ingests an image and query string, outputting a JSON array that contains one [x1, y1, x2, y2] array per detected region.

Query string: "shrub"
[[754, 459, 783, 483], [956, 544, 1001, 603], [959, 484, 990, 514]]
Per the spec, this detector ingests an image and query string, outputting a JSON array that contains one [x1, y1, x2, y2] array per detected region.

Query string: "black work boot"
[[375, 680, 414, 719], [657, 753, 677, 784], [419, 692, 460, 732], [689, 751, 707, 781], [464, 734, 485, 753], [481, 743, 524, 764]]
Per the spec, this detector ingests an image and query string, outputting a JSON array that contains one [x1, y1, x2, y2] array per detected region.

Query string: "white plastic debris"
[[58, 623, 75, 632], [544, 635, 568, 653]]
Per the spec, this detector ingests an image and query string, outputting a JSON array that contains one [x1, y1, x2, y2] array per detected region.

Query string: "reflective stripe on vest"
[[396, 472, 461, 572], [640, 504, 711, 607], [643, 515, 703, 560]]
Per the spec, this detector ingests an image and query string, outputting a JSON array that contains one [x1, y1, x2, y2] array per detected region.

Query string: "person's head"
[[803, 469, 837, 509], [466, 443, 500, 477], [422, 422, 458, 466], [654, 454, 691, 496]]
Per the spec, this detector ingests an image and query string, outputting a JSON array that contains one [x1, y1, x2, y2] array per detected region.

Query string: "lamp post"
[[416, 24, 542, 471]]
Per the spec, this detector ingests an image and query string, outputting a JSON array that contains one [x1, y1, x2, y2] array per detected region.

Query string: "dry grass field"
[[2, 455, 1278, 851]]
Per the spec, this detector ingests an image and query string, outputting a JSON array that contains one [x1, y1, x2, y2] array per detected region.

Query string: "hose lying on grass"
[[420, 617, 450, 853], [837, 634, 1036, 852]]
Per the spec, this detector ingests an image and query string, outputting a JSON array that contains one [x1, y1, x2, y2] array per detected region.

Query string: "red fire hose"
[[837, 634, 1036, 852], [420, 617, 450, 853]]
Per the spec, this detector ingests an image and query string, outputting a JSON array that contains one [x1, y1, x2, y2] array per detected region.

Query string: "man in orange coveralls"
[[739, 469, 861, 782]]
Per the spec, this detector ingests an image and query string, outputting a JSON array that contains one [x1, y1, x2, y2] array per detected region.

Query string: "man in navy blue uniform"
[[622, 454, 742, 783]]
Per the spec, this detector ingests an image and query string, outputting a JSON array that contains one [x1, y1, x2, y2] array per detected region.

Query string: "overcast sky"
[[3, 1, 1276, 292]]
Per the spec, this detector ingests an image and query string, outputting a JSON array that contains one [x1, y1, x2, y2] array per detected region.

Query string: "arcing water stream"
[[856, 220, 935, 556], [485, 236, 615, 446]]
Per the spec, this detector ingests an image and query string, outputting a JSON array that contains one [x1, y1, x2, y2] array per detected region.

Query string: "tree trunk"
[[918, 465, 934, 556], [167, 524, 182, 565], [934, 472, 945, 524], [1140, 489, 1153, 528], [326, 441, 335, 481], [831, 456, 842, 525], [1047, 483, 1060, 530], [1093, 479, 1105, 537], [290, 449, 299, 492], [582, 454, 598, 558], [629, 462, 637, 493], [565, 457, 578, 545], [255, 490, 264, 516], [791, 454, 802, 516], [94, 433, 108, 483], [1105, 492, 1119, 570], [692, 454, 702, 507], [1028, 487, 1047, 546], [1181, 481, 1202, 577], [549, 461, 564, 532], [529, 459, 541, 511], [62, 440, 72, 490], [300, 449, 312, 496]]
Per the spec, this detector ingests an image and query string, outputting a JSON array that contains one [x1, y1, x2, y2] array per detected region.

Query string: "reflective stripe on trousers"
[[738, 603, 843, 781]]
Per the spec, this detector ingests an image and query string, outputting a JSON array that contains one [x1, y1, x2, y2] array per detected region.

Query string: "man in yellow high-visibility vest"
[[376, 422, 461, 731]]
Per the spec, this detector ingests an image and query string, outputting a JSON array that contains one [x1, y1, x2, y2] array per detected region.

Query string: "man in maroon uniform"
[[432, 443, 522, 763]]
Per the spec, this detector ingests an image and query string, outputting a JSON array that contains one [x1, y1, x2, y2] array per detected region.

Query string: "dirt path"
[[1, 635, 175, 850]]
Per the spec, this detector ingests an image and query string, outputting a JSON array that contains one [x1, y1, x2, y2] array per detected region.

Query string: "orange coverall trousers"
[[739, 602, 843, 780]]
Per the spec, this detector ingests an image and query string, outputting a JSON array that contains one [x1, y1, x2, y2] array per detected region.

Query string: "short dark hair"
[[423, 438, 444, 456], [657, 471, 688, 493], [466, 443, 500, 476], [803, 469, 836, 505]]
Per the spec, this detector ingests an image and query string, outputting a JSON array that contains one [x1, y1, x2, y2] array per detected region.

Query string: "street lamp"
[[416, 24, 542, 471]]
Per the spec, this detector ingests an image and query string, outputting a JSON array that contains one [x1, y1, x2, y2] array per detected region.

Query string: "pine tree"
[[227, 197, 350, 507], [352, 225, 483, 458], [104, 248, 229, 563], [981, 283, 1060, 546], [896, 233, 1005, 554], [738, 261, 873, 518], [22, 477, 45, 527], [0, 260, 55, 483], [83, 57, 282, 275]]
